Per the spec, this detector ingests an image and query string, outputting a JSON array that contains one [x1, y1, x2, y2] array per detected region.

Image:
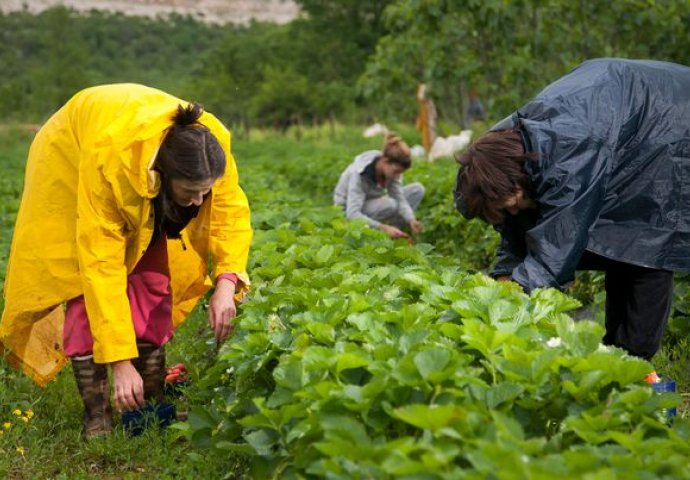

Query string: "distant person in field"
[[454, 58, 690, 360], [0, 84, 252, 438], [334, 133, 425, 239], [415, 83, 437, 153], [465, 87, 486, 123]]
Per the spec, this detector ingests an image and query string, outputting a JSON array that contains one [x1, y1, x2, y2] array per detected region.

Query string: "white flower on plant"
[[546, 337, 562, 348]]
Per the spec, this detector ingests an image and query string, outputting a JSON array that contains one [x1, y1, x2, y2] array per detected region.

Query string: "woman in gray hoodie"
[[334, 134, 425, 239]]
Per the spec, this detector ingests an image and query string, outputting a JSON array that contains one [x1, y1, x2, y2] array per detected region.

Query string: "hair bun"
[[172, 103, 204, 126], [384, 132, 402, 146], [381, 132, 411, 169]]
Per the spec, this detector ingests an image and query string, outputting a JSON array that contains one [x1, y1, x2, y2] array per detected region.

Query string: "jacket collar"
[[353, 150, 382, 174]]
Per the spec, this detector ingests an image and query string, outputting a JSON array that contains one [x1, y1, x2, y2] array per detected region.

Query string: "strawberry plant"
[[177, 131, 690, 478]]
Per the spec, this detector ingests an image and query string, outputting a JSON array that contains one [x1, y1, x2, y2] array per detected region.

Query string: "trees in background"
[[2, 1, 690, 128], [0, 8, 85, 118], [360, 0, 690, 123], [0, 7, 224, 122], [188, 0, 394, 131], [0, 2, 394, 128]]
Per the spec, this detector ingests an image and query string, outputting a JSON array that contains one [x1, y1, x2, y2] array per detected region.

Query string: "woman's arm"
[[512, 139, 610, 291], [205, 145, 252, 341], [207, 149, 253, 298], [76, 162, 136, 363], [76, 159, 144, 411], [387, 178, 415, 223]]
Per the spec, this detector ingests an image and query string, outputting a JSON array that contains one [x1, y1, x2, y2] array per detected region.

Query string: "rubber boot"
[[130, 343, 166, 404], [123, 344, 176, 435], [71, 355, 113, 438]]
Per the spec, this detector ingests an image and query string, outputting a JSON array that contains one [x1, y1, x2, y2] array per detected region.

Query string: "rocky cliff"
[[0, 0, 300, 25]]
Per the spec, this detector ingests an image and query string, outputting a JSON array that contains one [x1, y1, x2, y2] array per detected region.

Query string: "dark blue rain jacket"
[[454, 58, 690, 291]]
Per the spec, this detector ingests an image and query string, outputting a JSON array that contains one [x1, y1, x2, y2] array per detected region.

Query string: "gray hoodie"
[[333, 150, 415, 228]]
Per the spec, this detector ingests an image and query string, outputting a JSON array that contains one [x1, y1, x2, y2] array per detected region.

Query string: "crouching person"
[[0, 84, 252, 438], [334, 134, 425, 239]]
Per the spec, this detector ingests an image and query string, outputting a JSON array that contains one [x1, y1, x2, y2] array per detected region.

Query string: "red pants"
[[63, 235, 174, 357]]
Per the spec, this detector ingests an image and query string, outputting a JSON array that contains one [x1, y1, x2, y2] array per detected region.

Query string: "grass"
[[0, 308, 241, 479]]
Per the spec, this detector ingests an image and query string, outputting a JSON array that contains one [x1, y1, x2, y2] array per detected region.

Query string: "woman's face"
[[500, 187, 536, 216], [377, 159, 406, 181], [169, 178, 215, 207]]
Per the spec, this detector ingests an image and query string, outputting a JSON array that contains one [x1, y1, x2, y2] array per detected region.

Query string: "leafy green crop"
[[178, 131, 690, 478]]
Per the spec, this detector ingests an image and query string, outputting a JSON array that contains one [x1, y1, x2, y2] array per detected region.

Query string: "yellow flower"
[[25, 410, 34, 419], [16, 446, 25, 456], [21, 416, 29, 423], [3, 422, 11, 430], [12, 409, 21, 416]]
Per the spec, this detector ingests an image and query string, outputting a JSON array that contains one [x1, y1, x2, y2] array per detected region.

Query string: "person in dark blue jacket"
[[454, 58, 690, 360]]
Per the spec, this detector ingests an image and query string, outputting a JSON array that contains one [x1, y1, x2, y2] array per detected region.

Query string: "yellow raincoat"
[[0, 84, 252, 386]]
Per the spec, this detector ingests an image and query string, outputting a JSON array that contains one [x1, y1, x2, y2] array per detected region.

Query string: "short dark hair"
[[456, 129, 534, 225], [382, 133, 412, 169], [155, 103, 226, 181]]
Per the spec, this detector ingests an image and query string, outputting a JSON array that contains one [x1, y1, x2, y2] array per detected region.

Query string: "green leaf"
[[315, 244, 336, 264], [413, 347, 451, 380], [530, 288, 581, 314], [491, 410, 525, 441], [335, 352, 370, 379], [244, 429, 278, 456], [214, 441, 257, 454], [273, 358, 303, 390], [486, 382, 524, 409], [187, 407, 217, 431], [320, 414, 371, 445], [306, 321, 336, 344], [488, 298, 520, 325], [438, 322, 464, 340], [393, 404, 464, 432]]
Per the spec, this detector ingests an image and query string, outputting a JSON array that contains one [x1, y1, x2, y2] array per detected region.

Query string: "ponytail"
[[155, 102, 226, 181]]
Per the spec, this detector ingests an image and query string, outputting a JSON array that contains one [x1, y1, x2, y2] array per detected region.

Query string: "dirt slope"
[[0, 0, 300, 25]]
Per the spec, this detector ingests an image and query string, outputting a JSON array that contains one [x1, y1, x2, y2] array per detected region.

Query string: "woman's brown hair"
[[155, 103, 226, 181], [456, 129, 533, 225], [381, 133, 412, 169], [154, 103, 226, 238]]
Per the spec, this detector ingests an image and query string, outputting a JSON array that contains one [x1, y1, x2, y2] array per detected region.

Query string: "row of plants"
[[175, 128, 690, 478], [2, 123, 690, 477]]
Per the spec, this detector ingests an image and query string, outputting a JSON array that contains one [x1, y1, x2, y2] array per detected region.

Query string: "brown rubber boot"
[[130, 343, 166, 404], [71, 355, 113, 438], [130, 344, 183, 426]]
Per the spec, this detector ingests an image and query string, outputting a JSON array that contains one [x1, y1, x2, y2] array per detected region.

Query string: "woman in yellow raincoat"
[[0, 84, 252, 437]]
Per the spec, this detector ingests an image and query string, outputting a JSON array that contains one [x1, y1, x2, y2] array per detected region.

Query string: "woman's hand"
[[111, 360, 145, 412], [379, 224, 409, 239], [208, 278, 237, 342], [409, 219, 423, 234]]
